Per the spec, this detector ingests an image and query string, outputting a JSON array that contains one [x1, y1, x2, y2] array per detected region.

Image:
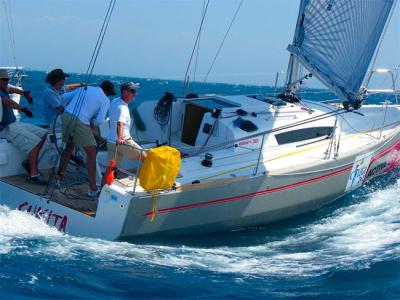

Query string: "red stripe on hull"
[[370, 140, 400, 164], [143, 165, 353, 217]]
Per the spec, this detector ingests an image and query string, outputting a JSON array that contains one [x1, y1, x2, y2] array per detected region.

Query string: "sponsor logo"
[[365, 148, 400, 180], [348, 163, 368, 187], [345, 152, 373, 192], [367, 162, 387, 178], [18, 202, 68, 232]]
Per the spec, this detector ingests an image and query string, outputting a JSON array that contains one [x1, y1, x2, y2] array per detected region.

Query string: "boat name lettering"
[[238, 138, 259, 146], [18, 202, 68, 232]]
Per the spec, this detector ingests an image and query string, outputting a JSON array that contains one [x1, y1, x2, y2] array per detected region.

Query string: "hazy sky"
[[1, 0, 399, 86]]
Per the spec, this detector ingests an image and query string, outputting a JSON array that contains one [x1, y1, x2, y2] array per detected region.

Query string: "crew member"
[[42, 68, 78, 128], [0, 69, 48, 185], [106, 82, 147, 170], [57, 80, 115, 197]]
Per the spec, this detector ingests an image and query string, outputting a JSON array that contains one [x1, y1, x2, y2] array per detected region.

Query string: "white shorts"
[[0, 122, 47, 154]]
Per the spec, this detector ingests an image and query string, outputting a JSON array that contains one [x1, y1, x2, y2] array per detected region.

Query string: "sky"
[[0, 0, 399, 87]]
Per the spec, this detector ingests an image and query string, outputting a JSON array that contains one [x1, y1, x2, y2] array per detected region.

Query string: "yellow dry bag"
[[139, 146, 181, 191]]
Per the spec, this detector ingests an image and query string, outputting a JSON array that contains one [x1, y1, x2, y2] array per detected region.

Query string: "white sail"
[[287, 0, 395, 102]]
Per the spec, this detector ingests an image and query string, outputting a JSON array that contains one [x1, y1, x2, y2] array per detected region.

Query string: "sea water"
[[0, 70, 399, 299]]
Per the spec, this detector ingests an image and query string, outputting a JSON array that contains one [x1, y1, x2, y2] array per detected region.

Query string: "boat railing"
[[112, 146, 145, 194], [364, 68, 399, 104], [379, 100, 390, 139], [184, 108, 346, 159]]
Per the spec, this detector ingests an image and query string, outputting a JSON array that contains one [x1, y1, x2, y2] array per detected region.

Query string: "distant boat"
[[1, 0, 400, 240], [1, 1, 26, 118]]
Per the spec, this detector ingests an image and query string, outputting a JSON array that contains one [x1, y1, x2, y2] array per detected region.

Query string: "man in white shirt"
[[57, 80, 115, 197], [107, 82, 147, 169]]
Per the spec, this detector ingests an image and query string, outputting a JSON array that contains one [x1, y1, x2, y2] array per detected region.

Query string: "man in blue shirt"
[[43, 68, 79, 128], [0, 68, 48, 185]]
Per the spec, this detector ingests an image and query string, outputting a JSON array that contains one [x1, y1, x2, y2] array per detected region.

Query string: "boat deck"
[[0, 167, 140, 216], [0, 169, 98, 216]]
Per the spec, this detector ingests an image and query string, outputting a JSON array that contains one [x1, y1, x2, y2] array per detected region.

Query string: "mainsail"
[[287, 0, 395, 103]]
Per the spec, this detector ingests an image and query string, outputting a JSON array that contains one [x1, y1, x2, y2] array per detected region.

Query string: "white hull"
[[1, 97, 399, 240]]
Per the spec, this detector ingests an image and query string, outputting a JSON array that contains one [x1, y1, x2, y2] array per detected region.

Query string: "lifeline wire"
[[185, 108, 347, 158]]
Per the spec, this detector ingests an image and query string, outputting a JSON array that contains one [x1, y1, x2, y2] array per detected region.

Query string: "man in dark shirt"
[[0, 68, 48, 185]]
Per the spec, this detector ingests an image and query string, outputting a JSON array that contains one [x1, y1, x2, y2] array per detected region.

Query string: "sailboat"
[[0, 0, 399, 240]]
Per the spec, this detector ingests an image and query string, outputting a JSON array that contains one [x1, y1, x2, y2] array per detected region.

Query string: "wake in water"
[[0, 177, 399, 279]]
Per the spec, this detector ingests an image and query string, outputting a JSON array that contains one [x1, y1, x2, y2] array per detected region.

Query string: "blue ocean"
[[0, 70, 399, 299]]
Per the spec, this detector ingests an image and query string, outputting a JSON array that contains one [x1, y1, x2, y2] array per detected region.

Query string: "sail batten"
[[288, 0, 395, 102]]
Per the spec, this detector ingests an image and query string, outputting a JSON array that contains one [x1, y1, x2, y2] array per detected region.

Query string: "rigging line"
[[2, 0, 17, 66], [46, 0, 117, 197], [6, 0, 17, 67], [87, 0, 116, 82], [73, 0, 116, 123], [64, 0, 116, 141], [64, 0, 116, 138], [203, 0, 243, 84], [84, 0, 114, 80], [302, 99, 376, 138], [193, 0, 207, 83], [7, 0, 16, 53], [85, 0, 116, 83], [71, 0, 116, 119], [183, 0, 210, 96], [60, 0, 117, 131]]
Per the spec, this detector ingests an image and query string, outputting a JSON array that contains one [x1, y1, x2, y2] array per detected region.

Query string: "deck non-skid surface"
[[0, 169, 98, 215]]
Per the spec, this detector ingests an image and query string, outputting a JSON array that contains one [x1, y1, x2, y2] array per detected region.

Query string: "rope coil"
[[153, 92, 175, 128]]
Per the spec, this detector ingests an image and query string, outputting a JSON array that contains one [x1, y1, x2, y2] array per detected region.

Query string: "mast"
[[285, 0, 308, 88]]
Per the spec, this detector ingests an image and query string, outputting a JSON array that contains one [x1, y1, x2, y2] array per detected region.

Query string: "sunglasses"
[[0, 78, 10, 82]]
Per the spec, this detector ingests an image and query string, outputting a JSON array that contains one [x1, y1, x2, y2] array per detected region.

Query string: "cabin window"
[[275, 127, 333, 145]]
